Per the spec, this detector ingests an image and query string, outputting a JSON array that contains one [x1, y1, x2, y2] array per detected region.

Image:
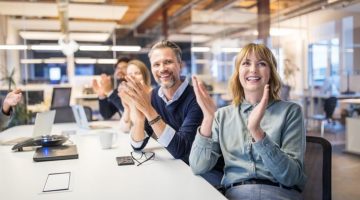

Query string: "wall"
[[275, 8, 360, 97], [0, 15, 6, 79]]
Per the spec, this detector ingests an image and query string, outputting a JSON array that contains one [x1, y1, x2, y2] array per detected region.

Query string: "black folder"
[[33, 145, 79, 162]]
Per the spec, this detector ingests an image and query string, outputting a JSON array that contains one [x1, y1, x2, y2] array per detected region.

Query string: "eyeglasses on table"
[[130, 151, 155, 166]]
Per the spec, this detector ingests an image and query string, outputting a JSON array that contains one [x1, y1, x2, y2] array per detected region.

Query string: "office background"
[[1, 0, 360, 199]]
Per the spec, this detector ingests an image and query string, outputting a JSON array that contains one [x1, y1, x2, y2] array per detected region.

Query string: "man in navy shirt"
[[123, 40, 223, 186], [123, 40, 203, 164], [92, 57, 129, 119]]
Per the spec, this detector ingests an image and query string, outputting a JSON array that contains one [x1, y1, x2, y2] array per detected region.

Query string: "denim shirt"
[[189, 100, 307, 189]]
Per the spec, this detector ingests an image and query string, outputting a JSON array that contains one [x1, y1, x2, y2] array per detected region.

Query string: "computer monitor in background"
[[50, 87, 71, 109], [26, 90, 44, 105], [49, 67, 61, 81]]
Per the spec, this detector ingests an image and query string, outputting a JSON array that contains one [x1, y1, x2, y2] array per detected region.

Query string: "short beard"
[[157, 76, 176, 89]]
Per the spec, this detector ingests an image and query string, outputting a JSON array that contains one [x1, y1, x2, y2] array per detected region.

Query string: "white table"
[[0, 121, 226, 200]]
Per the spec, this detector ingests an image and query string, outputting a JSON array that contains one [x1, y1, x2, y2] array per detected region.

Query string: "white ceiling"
[[0, 2, 128, 20], [178, 9, 256, 37], [19, 31, 110, 42], [9, 19, 117, 32], [0, 1, 127, 42]]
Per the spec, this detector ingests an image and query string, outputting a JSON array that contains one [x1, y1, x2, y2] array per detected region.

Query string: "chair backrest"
[[51, 87, 72, 109], [53, 106, 92, 123], [302, 136, 332, 200], [324, 97, 337, 119]]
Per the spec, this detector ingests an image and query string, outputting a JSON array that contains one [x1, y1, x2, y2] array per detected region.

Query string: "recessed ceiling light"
[[70, 0, 106, 3]]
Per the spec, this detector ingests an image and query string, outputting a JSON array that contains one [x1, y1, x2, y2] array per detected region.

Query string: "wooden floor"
[[307, 127, 360, 200]]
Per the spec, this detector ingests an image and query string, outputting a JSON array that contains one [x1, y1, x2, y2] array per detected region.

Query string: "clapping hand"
[[92, 74, 112, 97], [192, 76, 216, 137], [2, 89, 22, 114], [118, 82, 130, 109], [118, 82, 144, 123], [123, 76, 151, 118], [92, 79, 104, 96], [247, 84, 269, 141]]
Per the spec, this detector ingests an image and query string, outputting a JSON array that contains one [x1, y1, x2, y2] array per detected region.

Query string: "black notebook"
[[33, 145, 79, 162]]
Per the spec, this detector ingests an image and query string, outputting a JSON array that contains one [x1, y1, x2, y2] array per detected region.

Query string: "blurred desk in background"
[[74, 94, 100, 120], [339, 98, 360, 117], [339, 98, 360, 105], [300, 91, 360, 118]]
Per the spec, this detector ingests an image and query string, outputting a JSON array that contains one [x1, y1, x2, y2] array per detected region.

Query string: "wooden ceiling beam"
[[136, 0, 190, 34]]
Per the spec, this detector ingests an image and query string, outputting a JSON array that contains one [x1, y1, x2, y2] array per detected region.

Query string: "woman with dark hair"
[[190, 43, 306, 200]]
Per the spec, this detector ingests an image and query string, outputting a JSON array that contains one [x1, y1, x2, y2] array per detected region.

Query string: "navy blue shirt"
[[134, 84, 203, 164], [98, 89, 124, 119]]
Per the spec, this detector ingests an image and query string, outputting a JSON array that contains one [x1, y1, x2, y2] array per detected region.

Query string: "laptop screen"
[[51, 87, 71, 108], [33, 110, 56, 137], [71, 105, 89, 129]]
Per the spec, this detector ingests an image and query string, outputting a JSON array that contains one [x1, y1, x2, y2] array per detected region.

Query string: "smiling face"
[[127, 64, 144, 82], [230, 43, 281, 105], [114, 61, 128, 80], [149, 47, 181, 90], [239, 51, 270, 98]]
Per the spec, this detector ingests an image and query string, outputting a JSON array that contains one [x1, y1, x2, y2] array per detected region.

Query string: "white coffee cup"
[[99, 131, 118, 149]]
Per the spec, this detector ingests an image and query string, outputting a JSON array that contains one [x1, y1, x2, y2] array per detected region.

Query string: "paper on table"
[[43, 172, 71, 192]]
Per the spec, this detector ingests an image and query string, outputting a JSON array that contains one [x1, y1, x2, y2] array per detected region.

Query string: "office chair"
[[53, 106, 93, 123], [50, 87, 72, 109], [302, 136, 332, 200], [308, 97, 337, 136]]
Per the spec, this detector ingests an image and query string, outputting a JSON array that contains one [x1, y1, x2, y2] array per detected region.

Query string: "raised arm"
[[2, 89, 22, 115], [189, 76, 221, 173], [192, 76, 216, 138], [247, 84, 269, 141]]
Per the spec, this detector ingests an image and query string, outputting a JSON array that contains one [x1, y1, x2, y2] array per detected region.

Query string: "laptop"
[[71, 105, 110, 129], [33, 145, 78, 162], [50, 87, 72, 109], [0, 110, 56, 145], [33, 110, 56, 137]]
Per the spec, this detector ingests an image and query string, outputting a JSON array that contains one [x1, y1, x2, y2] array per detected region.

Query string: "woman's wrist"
[[199, 117, 213, 137], [250, 128, 265, 142]]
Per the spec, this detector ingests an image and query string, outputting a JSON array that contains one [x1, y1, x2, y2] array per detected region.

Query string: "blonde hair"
[[128, 59, 151, 86], [229, 43, 281, 105]]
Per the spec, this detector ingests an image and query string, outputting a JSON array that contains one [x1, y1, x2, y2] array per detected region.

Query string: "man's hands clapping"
[[92, 74, 113, 98]]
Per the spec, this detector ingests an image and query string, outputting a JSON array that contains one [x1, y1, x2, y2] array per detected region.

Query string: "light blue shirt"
[[131, 79, 189, 148], [189, 100, 307, 189], [158, 78, 189, 106]]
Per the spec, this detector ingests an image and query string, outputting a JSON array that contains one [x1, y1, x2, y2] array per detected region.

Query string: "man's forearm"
[[144, 107, 166, 138], [131, 118, 146, 142]]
